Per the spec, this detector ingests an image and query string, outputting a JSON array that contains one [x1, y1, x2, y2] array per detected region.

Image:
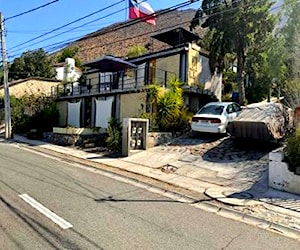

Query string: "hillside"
[[65, 9, 204, 63]]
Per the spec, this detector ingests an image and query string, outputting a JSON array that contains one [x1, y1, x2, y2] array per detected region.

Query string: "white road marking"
[[19, 194, 73, 230]]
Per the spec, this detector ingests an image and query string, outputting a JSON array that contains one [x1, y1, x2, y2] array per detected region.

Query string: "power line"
[[44, 0, 197, 50], [8, 0, 278, 60], [54, 0, 281, 56], [4, 0, 59, 21], [6, 0, 235, 59], [7, 21, 116, 34], [7, 0, 126, 52], [7, 0, 189, 55], [8, 6, 128, 55]]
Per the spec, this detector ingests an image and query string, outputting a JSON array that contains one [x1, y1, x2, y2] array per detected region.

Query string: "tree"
[[142, 78, 192, 132], [10, 93, 59, 133], [272, 0, 300, 109], [56, 47, 82, 67], [126, 45, 148, 58], [191, 0, 277, 104], [280, 0, 300, 79], [9, 49, 55, 80]]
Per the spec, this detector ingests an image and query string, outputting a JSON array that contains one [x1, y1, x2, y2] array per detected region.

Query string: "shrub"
[[106, 118, 122, 153], [143, 78, 191, 133], [10, 94, 59, 134], [140, 112, 158, 132], [284, 125, 300, 173]]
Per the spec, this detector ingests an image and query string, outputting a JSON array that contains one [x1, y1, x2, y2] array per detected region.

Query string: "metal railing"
[[51, 67, 177, 98]]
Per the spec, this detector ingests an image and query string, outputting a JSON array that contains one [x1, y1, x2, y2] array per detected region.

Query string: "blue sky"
[[0, 0, 200, 60]]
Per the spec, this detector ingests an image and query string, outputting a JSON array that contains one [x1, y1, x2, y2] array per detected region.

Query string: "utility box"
[[122, 118, 149, 156]]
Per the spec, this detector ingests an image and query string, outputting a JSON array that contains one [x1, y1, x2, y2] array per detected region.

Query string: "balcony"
[[51, 66, 176, 99]]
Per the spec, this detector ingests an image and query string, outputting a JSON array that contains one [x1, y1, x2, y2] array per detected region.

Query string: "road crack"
[[221, 233, 241, 250]]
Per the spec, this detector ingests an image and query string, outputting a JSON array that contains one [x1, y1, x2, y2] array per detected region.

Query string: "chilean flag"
[[129, 0, 156, 25]]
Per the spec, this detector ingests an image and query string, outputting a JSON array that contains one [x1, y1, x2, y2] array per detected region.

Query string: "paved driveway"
[[141, 132, 271, 190]]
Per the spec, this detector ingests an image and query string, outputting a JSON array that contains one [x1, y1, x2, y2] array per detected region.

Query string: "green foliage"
[[285, 125, 300, 173], [126, 45, 148, 58], [9, 49, 55, 80], [10, 94, 59, 133], [245, 84, 269, 104], [280, 0, 300, 79], [140, 112, 158, 131], [56, 47, 82, 68], [10, 96, 30, 132], [281, 78, 300, 109], [105, 118, 122, 153], [221, 93, 233, 102], [0, 68, 3, 84], [156, 91, 182, 131], [144, 78, 191, 133], [191, 0, 277, 104], [221, 68, 239, 102]]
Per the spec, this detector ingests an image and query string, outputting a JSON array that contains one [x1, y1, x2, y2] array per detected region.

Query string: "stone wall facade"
[[148, 132, 173, 148], [60, 10, 204, 63], [44, 131, 173, 149], [44, 132, 107, 148]]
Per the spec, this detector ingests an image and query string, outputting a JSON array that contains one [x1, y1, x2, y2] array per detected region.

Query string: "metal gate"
[[122, 118, 149, 156], [130, 121, 144, 150]]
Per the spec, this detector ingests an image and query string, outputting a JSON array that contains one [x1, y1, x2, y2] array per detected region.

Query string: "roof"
[[151, 27, 200, 46], [127, 43, 208, 65], [84, 55, 137, 72], [0, 77, 60, 89], [128, 45, 186, 64]]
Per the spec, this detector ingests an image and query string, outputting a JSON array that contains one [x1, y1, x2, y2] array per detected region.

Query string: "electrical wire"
[[55, 0, 282, 56], [8, 0, 197, 56], [8, 6, 128, 54], [8, 0, 279, 60], [7, 21, 116, 34], [4, 0, 59, 21], [7, 0, 126, 52]]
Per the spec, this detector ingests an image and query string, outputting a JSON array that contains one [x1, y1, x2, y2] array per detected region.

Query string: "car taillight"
[[192, 117, 221, 123], [210, 118, 221, 123]]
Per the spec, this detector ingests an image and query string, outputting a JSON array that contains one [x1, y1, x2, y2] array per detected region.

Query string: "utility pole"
[[0, 12, 12, 139]]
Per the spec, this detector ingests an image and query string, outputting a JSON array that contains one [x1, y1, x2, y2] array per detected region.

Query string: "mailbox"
[[122, 118, 149, 156]]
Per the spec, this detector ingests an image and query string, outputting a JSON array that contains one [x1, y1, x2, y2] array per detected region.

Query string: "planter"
[[269, 148, 300, 195], [53, 127, 105, 135], [51, 127, 107, 147]]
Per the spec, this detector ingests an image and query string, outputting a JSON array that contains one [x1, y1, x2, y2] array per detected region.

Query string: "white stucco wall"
[[269, 149, 300, 195], [55, 58, 82, 82]]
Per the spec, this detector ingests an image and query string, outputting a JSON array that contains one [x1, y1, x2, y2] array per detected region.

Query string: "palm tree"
[[144, 78, 191, 133]]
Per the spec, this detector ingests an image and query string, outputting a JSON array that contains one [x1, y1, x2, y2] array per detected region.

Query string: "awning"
[[84, 55, 137, 72]]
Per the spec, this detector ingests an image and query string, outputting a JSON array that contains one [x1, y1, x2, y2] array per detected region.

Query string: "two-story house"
[[52, 27, 221, 129]]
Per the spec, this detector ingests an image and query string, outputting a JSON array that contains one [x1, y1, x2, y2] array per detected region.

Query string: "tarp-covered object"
[[226, 102, 290, 141]]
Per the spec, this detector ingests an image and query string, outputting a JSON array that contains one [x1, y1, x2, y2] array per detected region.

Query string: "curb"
[[8, 138, 300, 241]]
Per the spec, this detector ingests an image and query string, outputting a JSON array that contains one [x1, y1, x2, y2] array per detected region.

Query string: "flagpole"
[[122, 0, 126, 58]]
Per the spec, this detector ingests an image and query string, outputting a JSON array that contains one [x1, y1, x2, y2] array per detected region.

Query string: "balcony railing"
[[51, 67, 176, 98]]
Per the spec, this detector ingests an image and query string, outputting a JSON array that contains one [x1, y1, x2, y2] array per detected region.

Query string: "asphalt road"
[[0, 141, 299, 250]]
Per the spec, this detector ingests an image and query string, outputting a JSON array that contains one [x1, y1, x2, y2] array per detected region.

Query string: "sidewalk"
[[6, 134, 300, 238]]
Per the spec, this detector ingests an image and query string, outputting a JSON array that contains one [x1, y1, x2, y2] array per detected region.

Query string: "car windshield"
[[197, 105, 224, 115]]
